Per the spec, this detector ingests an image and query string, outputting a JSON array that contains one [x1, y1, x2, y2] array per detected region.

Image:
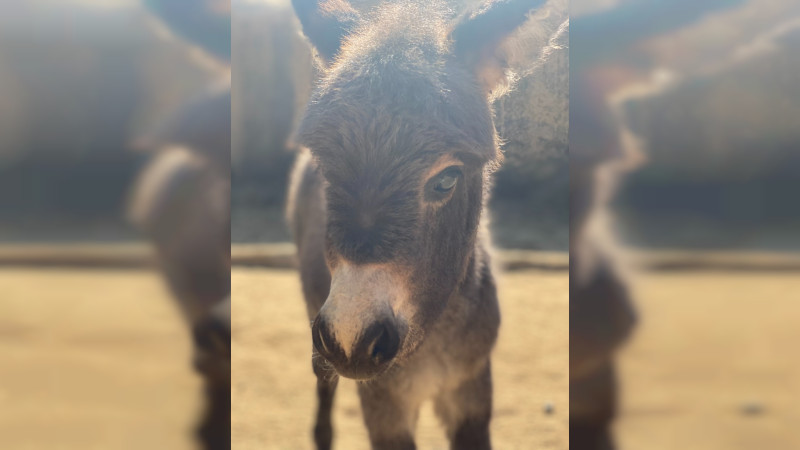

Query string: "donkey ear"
[[451, 0, 545, 95], [291, 0, 360, 65]]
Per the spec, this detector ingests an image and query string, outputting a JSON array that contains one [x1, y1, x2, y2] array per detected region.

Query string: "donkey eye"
[[432, 167, 461, 193]]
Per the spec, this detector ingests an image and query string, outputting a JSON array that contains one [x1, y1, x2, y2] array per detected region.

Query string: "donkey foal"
[[286, 1, 545, 448]]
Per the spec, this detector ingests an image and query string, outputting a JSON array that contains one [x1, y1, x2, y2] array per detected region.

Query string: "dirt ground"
[[231, 267, 569, 450], [2, 265, 798, 449], [616, 270, 800, 450], [0, 268, 200, 450]]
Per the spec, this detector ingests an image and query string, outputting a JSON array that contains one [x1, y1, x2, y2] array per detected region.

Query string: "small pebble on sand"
[[741, 402, 764, 416]]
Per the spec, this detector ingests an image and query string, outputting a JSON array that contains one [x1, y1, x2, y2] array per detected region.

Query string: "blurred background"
[[0, 1, 226, 448], [572, 0, 800, 449], [0, 0, 220, 242], [597, 1, 800, 252], [9, 1, 797, 255]]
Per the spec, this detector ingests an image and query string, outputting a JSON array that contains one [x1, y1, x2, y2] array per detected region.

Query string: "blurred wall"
[[614, 2, 800, 250], [0, 1, 219, 242]]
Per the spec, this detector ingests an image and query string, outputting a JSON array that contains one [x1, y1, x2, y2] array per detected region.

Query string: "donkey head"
[[292, 0, 540, 380]]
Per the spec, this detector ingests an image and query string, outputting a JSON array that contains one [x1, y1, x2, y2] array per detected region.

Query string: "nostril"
[[368, 322, 399, 364], [312, 317, 336, 358], [317, 325, 331, 355], [368, 327, 387, 360]]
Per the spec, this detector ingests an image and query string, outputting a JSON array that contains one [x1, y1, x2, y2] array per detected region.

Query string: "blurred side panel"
[[0, 1, 230, 449], [571, 0, 800, 448]]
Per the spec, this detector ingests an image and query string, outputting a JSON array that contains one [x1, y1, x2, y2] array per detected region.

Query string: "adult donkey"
[[286, 0, 545, 448]]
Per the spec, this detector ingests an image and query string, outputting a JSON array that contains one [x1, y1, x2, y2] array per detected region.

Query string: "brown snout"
[[310, 263, 408, 379]]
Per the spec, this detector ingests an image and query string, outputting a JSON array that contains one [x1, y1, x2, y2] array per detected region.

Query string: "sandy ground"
[[2, 265, 798, 449], [231, 267, 569, 450], [0, 268, 200, 450], [616, 271, 800, 450]]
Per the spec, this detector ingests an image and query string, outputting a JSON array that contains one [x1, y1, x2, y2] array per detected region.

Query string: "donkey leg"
[[434, 362, 493, 450], [192, 298, 232, 450], [357, 382, 417, 450], [570, 360, 618, 450], [196, 381, 231, 450], [570, 421, 614, 450], [312, 353, 339, 450]]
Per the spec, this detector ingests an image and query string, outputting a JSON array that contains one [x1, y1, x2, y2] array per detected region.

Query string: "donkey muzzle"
[[312, 310, 401, 380], [310, 263, 408, 379]]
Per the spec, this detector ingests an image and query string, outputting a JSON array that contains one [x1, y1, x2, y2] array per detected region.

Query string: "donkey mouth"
[[322, 338, 404, 381], [334, 359, 395, 381]]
